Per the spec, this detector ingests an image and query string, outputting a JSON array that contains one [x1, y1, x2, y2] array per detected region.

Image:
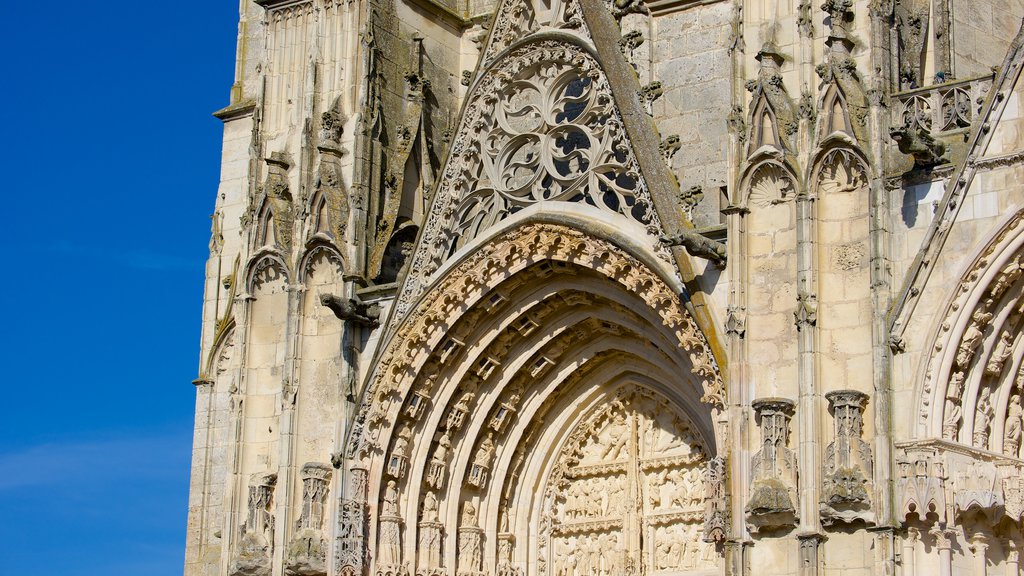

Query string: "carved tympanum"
[[541, 386, 715, 575]]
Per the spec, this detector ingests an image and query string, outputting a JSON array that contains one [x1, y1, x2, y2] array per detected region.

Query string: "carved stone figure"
[[387, 425, 412, 479], [381, 481, 399, 517], [986, 330, 1013, 376], [660, 229, 727, 265], [889, 125, 947, 167], [321, 294, 381, 328], [446, 393, 473, 430], [956, 309, 992, 367], [974, 387, 994, 448], [467, 434, 496, 488], [1005, 394, 1023, 456], [426, 432, 451, 489]]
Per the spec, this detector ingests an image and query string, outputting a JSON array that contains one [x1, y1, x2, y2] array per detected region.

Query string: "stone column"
[[900, 527, 918, 576], [969, 533, 988, 576], [1006, 540, 1019, 575], [930, 525, 955, 576], [794, 189, 821, 540]]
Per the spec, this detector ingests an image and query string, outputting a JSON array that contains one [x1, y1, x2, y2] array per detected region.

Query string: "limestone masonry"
[[186, 0, 1024, 574]]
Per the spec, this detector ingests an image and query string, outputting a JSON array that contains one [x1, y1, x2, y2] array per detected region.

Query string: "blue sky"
[[1, 2, 239, 573]]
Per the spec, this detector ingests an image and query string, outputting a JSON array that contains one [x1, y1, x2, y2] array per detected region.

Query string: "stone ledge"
[[213, 100, 257, 122]]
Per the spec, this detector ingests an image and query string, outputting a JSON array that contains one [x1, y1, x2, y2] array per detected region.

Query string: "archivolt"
[[919, 208, 1024, 457], [346, 221, 724, 575]]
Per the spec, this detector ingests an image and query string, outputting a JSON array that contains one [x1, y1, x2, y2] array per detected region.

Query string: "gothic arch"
[[816, 83, 855, 140], [245, 251, 290, 293], [344, 219, 724, 576], [299, 241, 345, 284], [918, 208, 1024, 457], [738, 158, 799, 209]]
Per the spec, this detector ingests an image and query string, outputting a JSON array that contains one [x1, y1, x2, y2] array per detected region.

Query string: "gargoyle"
[[320, 294, 381, 328], [890, 125, 947, 167], [660, 230, 727, 266]]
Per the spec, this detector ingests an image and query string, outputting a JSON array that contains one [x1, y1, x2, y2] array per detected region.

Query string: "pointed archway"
[[340, 216, 724, 576]]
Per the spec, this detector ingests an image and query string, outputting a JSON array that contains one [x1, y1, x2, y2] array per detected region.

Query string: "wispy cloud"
[[0, 434, 191, 491]]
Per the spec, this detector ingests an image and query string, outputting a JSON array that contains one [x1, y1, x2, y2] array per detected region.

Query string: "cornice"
[[212, 99, 257, 122]]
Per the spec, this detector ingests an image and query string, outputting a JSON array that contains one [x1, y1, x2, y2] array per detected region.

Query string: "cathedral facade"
[[185, 0, 1024, 574]]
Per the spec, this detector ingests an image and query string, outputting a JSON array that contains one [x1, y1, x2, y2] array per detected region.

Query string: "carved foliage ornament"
[[351, 223, 723, 461]]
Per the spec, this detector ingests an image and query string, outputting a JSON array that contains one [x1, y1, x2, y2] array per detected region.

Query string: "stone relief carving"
[[286, 463, 333, 576], [417, 490, 444, 576], [954, 461, 1004, 520], [458, 502, 485, 576], [449, 44, 653, 255], [540, 387, 715, 575], [231, 472, 278, 576], [896, 452, 945, 524], [350, 223, 723, 460], [702, 456, 727, 542], [816, 148, 867, 195], [746, 163, 794, 208], [746, 398, 798, 532], [336, 467, 369, 576], [376, 480, 408, 576], [821, 391, 874, 525]]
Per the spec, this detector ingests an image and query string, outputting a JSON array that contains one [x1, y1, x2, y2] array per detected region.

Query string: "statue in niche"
[[943, 371, 966, 440], [974, 387, 994, 448], [457, 506, 483, 575], [1005, 394, 1022, 456], [461, 502, 478, 527], [986, 330, 1014, 376], [468, 434, 496, 487], [418, 490, 443, 574], [382, 480, 399, 517], [435, 431, 451, 461], [447, 392, 473, 430], [957, 309, 993, 367], [422, 490, 439, 523], [388, 425, 413, 478]]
